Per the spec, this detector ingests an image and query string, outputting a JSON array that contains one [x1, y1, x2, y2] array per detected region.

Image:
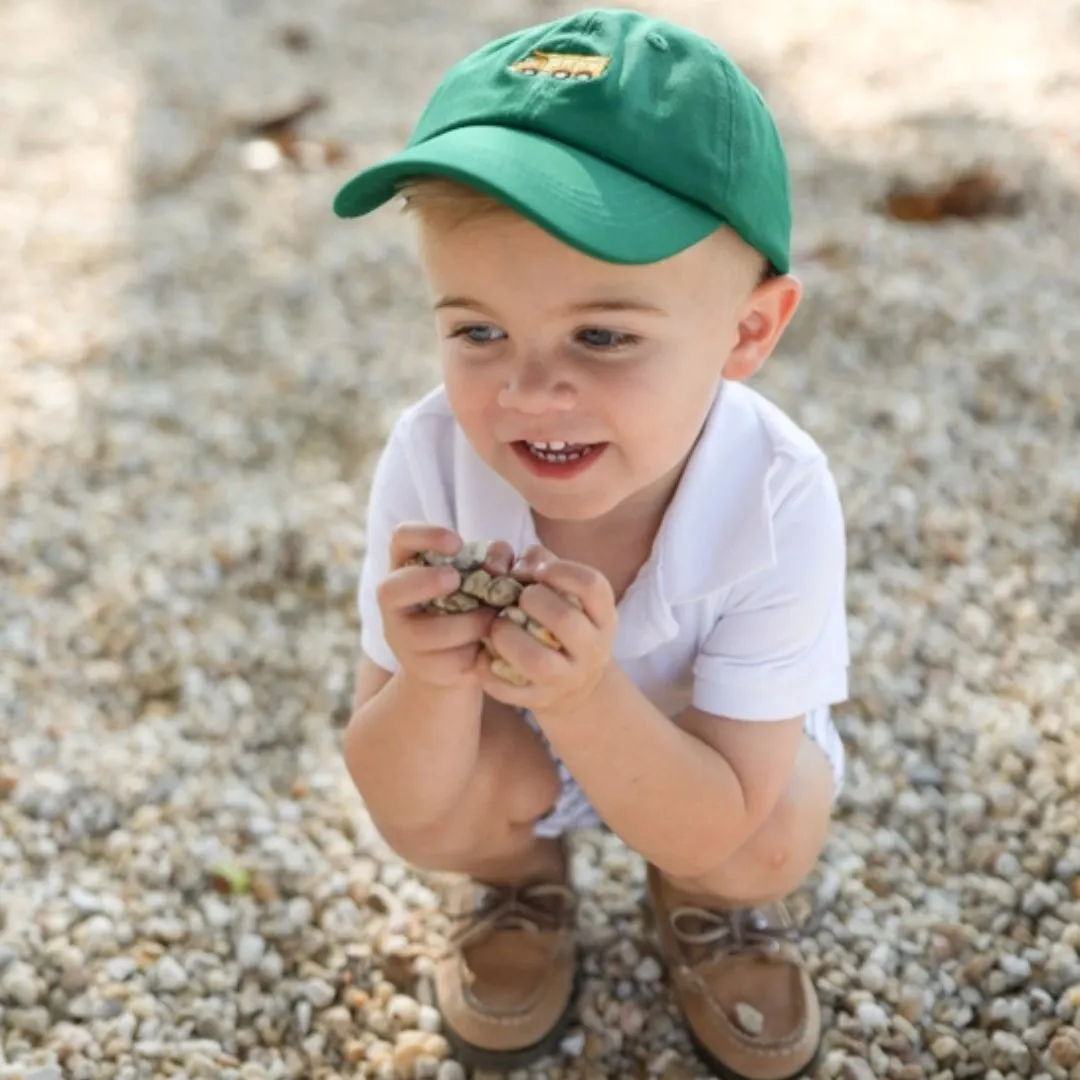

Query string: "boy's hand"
[[479, 545, 616, 714], [378, 524, 513, 690]]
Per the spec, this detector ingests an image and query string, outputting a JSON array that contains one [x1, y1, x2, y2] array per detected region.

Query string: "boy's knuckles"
[[523, 591, 578, 641], [406, 539, 596, 686]]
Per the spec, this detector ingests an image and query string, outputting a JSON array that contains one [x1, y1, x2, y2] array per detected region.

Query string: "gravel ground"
[[3, 0, 1080, 1078]]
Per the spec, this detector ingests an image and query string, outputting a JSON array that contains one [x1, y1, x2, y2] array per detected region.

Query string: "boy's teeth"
[[524, 440, 596, 464]]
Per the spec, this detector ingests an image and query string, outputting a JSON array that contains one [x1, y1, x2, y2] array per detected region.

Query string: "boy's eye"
[[451, 324, 506, 344], [576, 328, 638, 350]]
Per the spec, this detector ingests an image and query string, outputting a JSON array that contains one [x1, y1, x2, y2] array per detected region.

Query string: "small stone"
[[392, 1031, 434, 1074], [993, 851, 1022, 879], [897, 986, 925, 1022], [236, 934, 266, 970], [733, 1002, 764, 1036], [560, 1030, 587, 1057], [1, 962, 43, 1006], [150, 955, 188, 993], [105, 957, 137, 981], [72, 914, 117, 956], [648, 1048, 681, 1075], [294, 999, 313, 1037], [436, 1063, 466, 1080], [619, 1001, 646, 1037], [417, 1005, 441, 1033], [1050, 1028, 1080, 1067], [999, 954, 1031, 983], [300, 979, 336, 1009], [342, 1039, 367, 1064], [842, 1058, 876, 1080], [387, 993, 421, 1029], [69, 888, 105, 915], [259, 951, 285, 984], [991, 1029, 1030, 1070], [0, 1067, 63, 1080], [859, 962, 887, 993], [1021, 882, 1058, 917], [8, 1005, 51, 1036], [989, 995, 1030, 1031], [633, 956, 663, 983], [855, 1001, 889, 1031], [931, 1035, 962, 1062]]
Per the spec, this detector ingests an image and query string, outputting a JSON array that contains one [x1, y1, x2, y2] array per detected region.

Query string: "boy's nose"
[[497, 357, 574, 413]]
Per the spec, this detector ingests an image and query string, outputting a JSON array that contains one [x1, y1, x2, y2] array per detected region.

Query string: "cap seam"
[[720, 60, 736, 209]]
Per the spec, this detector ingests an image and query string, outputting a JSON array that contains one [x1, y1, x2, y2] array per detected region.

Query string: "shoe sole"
[[440, 968, 581, 1073], [687, 1023, 823, 1080]]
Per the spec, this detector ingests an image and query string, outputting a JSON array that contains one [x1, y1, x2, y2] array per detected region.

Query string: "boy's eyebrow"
[[434, 296, 493, 312], [433, 296, 667, 315], [562, 298, 667, 316]]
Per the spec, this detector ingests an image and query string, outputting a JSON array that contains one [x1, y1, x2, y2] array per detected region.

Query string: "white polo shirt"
[[356, 379, 849, 723]]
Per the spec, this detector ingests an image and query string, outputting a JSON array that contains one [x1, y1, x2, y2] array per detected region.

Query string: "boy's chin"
[[518, 485, 623, 524]]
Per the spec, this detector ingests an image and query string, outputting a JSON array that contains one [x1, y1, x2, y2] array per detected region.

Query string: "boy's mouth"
[[511, 439, 607, 479], [521, 440, 598, 463]]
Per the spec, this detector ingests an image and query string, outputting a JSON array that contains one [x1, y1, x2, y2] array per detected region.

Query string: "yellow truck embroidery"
[[509, 51, 611, 80]]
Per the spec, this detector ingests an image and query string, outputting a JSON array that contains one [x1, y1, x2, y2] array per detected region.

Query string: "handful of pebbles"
[[407, 541, 565, 685]]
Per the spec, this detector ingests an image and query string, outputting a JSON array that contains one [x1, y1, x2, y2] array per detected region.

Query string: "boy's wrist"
[[397, 668, 484, 711], [529, 661, 618, 728]]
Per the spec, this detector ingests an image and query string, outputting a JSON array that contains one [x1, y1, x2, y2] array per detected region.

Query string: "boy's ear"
[[721, 274, 802, 382]]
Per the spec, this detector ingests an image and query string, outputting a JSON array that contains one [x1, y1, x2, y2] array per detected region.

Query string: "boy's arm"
[[501, 459, 848, 879], [342, 414, 493, 834], [530, 668, 806, 877], [343, 655, 487, 835]]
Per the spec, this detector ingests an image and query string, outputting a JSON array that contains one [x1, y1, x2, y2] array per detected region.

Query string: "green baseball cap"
[[332, 7, 792, 272]]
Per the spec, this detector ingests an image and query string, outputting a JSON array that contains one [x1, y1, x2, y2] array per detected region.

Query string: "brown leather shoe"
[[434, 872, 578, 1070], [646, 865, 821, 1080]]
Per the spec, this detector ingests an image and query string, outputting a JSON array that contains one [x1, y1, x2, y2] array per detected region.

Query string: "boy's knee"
[[376, 818, 477, 873]]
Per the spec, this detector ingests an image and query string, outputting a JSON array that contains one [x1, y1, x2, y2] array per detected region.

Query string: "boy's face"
[[417, 207, 799, 526]]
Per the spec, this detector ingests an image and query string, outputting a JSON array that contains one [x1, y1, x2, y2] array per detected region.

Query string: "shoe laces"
[[669, 903, 800, 962], [448, 881, 576, 952]]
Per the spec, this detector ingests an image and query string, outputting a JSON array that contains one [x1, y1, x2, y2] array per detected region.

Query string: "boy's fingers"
[[483, 540, 514, 577], [532, 560, 613, 627], [516, 583, 593, 656], [403, 608, 496, 652], [377, 563, 460, 612], [488, 617, 572, 681], [511, 544, 556, 580], [388, 523, 462, 569]]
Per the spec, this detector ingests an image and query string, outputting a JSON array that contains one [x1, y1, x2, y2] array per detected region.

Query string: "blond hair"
[[397, 176, 514, 229], [397, 174, 777, 281]]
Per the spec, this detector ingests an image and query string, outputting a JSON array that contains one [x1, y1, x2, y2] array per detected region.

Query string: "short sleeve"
[[691, 462, 850, 721], [356, 424, 424, 674]]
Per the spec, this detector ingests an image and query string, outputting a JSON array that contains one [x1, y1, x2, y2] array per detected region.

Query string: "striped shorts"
[[529, 705, 845, 839]]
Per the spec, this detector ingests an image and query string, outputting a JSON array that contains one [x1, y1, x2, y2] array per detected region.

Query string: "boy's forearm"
[[343, 673, 484, 833], [531, 666, 751, 878]]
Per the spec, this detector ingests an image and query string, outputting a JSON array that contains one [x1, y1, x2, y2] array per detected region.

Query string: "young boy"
[[335, 9, 849, 1079]]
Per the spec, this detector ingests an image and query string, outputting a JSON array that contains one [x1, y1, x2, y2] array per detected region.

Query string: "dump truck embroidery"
[[509, 51, 611, 80]]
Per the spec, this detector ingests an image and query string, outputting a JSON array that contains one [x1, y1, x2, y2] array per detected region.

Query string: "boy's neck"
[[532, 456, 687, 602]]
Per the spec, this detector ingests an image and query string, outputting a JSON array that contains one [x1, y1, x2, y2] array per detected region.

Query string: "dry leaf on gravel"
[[279, 24, 314, 53], [882, 166, 1023, 222], [237, 92, 346, 170]]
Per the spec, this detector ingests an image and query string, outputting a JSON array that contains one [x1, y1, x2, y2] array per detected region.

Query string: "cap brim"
[[332, 125, 723, 265]]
